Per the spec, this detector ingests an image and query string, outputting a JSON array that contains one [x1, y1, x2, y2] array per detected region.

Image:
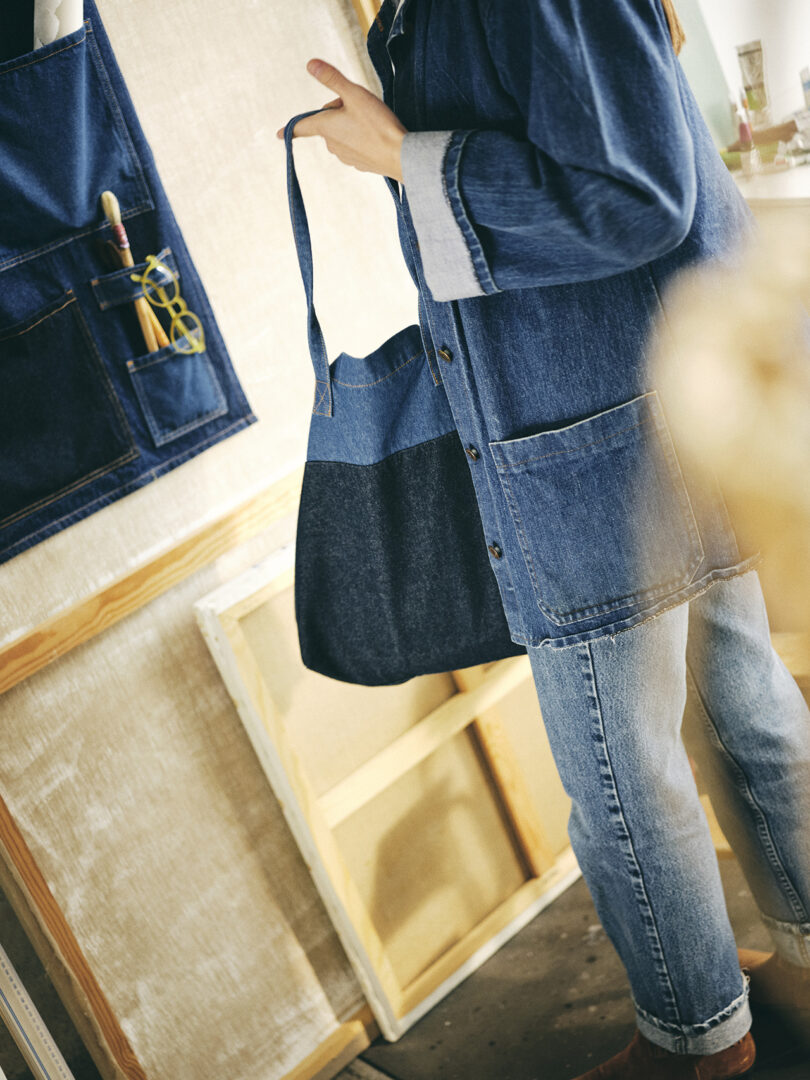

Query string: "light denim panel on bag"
[[0, 1, 256, 565], [366, 0, 762, 650], [284, 107, 525, 686]]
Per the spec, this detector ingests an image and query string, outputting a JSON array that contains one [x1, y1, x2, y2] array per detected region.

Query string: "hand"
[[276, 58, 407, 183]]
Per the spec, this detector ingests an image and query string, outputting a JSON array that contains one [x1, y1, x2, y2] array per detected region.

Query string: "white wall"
[[677, 0, 736, 146], [697, 0, 810, 121]]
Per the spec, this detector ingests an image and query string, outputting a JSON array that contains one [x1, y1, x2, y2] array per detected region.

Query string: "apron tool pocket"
[[95, 246, 229, 447], [489, 390, 705, 626], [0, 20, 152, 272], [0, 292, 137, 529], [126, 344, 228, 447], [90, 247, 179, 311]]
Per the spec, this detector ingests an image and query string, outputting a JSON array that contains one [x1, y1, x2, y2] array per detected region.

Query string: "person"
[[277, 2, 810, 1076]]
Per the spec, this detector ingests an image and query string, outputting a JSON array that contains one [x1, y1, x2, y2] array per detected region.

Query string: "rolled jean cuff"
[[760, 911, 810, 967], [632, 971, 752, 1055]]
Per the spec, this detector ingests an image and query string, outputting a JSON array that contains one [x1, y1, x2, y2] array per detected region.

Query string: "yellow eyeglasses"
[[130, 254, 206, 355]]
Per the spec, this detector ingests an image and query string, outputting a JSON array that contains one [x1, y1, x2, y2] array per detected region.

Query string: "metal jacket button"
[[487, 542, 503, 559], [465, 445, 479, 460], [437, 347, 453, 363]]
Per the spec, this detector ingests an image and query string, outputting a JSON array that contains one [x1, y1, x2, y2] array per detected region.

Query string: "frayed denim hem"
[[632, 971, 752, 1055], [760, 911, 810, 967], [515, 559, 762, 651]]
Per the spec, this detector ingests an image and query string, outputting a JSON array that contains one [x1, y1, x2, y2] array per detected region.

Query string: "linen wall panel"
[[0, 520, 367, 1080]]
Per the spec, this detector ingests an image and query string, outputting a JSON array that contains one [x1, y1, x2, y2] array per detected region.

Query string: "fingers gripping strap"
[[283, 109, 407, 416]]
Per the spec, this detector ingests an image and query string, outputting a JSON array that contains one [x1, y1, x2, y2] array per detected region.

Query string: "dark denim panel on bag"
[[366, 0, 762, 650], [0, 1, 256, 565], [284, 107, 525, 685], [295, 432, 524, 686]]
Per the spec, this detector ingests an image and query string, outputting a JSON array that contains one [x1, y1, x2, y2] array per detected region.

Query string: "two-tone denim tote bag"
[[283, 108, 525, 685]]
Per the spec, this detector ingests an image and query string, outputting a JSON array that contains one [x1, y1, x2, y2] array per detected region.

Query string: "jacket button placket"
[[430, 327, 521, 630], [371, 8, 523, 638]]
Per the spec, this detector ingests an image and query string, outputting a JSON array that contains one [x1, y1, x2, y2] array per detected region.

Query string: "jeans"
[[526, 568, 810, 1055]]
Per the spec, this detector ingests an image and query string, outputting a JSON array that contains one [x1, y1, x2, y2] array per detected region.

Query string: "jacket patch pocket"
[[126, 342, 228, 448], [0, 292, 137, 530], [489, 390, 705, 626]]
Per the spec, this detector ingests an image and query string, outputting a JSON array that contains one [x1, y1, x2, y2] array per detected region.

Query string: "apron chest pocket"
[[0, 292, 137, 529], [0, 20, 151, 272], [92, 246, 229, 447], [489, 390, 705, 626]]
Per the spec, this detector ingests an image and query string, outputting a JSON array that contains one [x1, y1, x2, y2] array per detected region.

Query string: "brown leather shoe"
[[570, 1028, 755, 1079], [737, 946, 810, 1051]]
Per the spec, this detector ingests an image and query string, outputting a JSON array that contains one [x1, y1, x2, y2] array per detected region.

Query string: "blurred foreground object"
[[650, 218, 810, 641]]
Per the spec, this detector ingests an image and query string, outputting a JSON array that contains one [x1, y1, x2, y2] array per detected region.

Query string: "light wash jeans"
[[526, 568, 810, 1055]]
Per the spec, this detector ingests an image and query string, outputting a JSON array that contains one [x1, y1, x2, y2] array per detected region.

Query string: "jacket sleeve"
[[400, 0, 697, 302]]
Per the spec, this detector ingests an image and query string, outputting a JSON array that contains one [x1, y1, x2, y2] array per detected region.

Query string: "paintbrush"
[[95, 236, 168, 346], [100, 191, 166, 352]]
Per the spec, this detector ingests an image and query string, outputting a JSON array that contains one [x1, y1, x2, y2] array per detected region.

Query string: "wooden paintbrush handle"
[[116, 244, 160, 353], [135, 298, 159, 353], [100, 193, 165, 353], [147, 306, 170, 348]]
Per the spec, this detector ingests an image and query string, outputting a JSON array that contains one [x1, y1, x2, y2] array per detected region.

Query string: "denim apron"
[[366, 0, 761, 650], [0, 0, 255, 566]]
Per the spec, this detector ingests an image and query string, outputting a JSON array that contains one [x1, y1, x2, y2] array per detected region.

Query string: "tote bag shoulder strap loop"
[[284, 107, 406, 413]]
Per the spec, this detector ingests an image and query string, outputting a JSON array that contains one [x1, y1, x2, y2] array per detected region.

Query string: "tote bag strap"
[[283, 106, 408, 415]]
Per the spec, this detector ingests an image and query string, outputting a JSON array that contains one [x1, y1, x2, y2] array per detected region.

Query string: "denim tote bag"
[[283, 108, 525, 685]]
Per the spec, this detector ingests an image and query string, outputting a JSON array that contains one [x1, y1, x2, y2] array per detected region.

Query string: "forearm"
[[400, 126, 696, 302]]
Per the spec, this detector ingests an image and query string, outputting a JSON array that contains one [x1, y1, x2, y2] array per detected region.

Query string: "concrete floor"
[[0, 889, 103, 1080], [341, 857, 810, 1080]]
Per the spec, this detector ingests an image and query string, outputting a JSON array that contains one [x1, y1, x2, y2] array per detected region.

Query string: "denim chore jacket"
[[366, 0, 760, 649]]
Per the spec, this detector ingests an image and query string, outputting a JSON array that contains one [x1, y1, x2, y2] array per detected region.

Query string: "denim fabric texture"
[[0, 0, 256, 565], [368, 0, 761, 651], [526, 568, 810, 1054], [284, 109, 524, 685]]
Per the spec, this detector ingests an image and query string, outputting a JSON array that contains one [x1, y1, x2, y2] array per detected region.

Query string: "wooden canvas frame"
[[194, 540, 581, 1043]]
